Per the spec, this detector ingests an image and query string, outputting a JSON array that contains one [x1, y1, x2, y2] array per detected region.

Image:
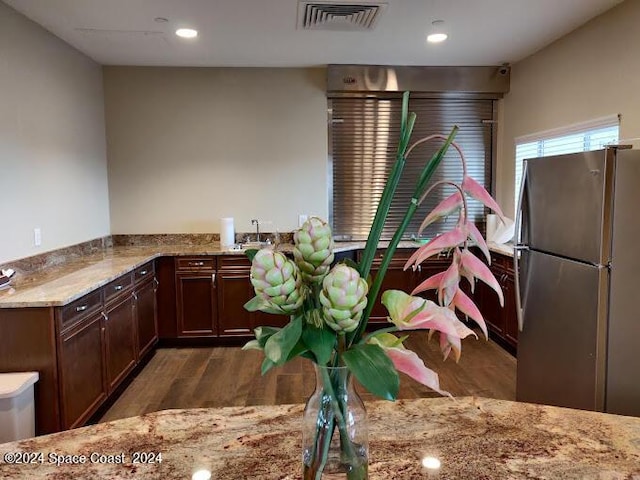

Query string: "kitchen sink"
[[241, 241, 272, 249]]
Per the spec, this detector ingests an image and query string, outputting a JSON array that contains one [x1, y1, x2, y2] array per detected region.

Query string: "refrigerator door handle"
[[514, 160, 529, 332]]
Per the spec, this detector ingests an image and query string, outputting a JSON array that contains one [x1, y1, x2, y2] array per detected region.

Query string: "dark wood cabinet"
[[136, 277, 158, 358], [57, 310, 107, 429], [217, 256, 287, 335], [103, 292, 137, 392], [217, 268, 254, 336], [503, 273, 518, 348], [156, 257, 177, 339], [176, 257, 217, 337], [363, 250, 416, 325], [477, 275, 506, 334], [475, 251, 518, 354]]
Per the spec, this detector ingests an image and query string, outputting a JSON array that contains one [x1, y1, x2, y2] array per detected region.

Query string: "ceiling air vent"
[[298, 2, 387, 31]]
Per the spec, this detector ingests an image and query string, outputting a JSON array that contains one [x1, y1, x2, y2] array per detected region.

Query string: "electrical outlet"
[[34, 228, 42, 247], [298, 214, 308, 227]]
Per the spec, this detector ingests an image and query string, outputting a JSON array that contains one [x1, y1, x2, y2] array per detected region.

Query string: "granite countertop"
[[0, 241, 514, 309], [0, 397, 637, 479]]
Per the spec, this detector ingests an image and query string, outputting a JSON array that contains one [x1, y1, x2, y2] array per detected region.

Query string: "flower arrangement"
[[243, 92, 505, 479]]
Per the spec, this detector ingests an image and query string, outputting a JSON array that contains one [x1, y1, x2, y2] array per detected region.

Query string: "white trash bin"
[[0, 372, 39, 443]]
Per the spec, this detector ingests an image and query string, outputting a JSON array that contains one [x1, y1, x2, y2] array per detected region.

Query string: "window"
[[515, 117, 620, 211], [329, 97, 495, 240]]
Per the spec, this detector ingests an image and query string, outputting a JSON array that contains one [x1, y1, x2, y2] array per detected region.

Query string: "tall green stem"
[[349, 126, 459, 346]]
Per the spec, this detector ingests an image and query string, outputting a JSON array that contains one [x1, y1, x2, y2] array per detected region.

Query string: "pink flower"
[[418, 192, 463, 232], [412, 252, 488, 340], [381, 290, 476, 341], [462, 175, 506, 223], [459, 248, 503, 307], [403, 226, 467, 270], [368, 333, 451, 397]]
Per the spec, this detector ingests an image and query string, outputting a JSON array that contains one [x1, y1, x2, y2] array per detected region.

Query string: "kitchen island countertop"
[[0, 396, 637, 479]]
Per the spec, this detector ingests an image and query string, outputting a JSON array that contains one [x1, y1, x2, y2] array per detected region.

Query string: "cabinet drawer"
[[59, 290, 103, 331], [490, 252, 513, 270], [219, 255, 250, 270], [135, 261, 155, 283], [369, 249, 415, 268], [104, 273, 134, 303], [175, 257, 216, 272]]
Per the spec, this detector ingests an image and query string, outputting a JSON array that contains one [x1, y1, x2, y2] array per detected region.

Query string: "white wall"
[[104, 67, 328, 235], [0, 2, 109, 264], [498, 0, 640, 217]]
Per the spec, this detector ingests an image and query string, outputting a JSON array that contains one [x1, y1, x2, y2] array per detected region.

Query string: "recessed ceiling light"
[[427, 33, 448, 43], [176, 28, 198, 38]]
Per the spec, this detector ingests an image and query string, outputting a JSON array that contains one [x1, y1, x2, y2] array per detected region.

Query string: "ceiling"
[[4, 0, 624, 67]]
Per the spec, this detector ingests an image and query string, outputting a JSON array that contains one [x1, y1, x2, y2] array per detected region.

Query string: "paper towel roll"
[[486, 214, 498, 242], [220, 217, 235, 247]]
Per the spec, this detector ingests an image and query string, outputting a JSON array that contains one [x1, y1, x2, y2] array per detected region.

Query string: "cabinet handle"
[[140, 270, 148, 275], [189, 261, 205, 266], [114, 285, 123, 291], [225, 328, 251, 333], [132, 292, 138, 300], [417, 264, 422, 273], [211, 273, 216, 284], [75, 305, 88, 312], [153, 278, 159, 288], [101, 312, 108, 322]]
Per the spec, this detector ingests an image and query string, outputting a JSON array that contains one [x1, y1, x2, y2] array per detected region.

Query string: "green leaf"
[[242, 339, 262, 351], [286, 340, 310, 361], [400, 91, 409, 138], [261, 357, 276, 375], [302, 324, 336, 365], [337, 257, 360, 271], [254, 326, 281, 348], [264, 316, 303, 365], [245, 248, 259, 262], [342, 344, 399, 400], [244, 295, 286, 315], [244, 295, 266, 311]]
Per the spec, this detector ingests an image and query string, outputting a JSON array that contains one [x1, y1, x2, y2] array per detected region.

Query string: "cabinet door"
[[503, 272, 518, 348], [136, 279, 158, 358], [217, 267, 288, 335], [217, 269, 254, 336], [478, 268, 506, 334], [368, 250, 415, 325], [58, 312, 107, 429], [156, 257, 177, 339], [104, 293, 137, 392], [176, 272, 217, 336]]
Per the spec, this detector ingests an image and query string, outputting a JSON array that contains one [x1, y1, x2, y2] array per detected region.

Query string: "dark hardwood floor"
[[99, 330, 516, 423]]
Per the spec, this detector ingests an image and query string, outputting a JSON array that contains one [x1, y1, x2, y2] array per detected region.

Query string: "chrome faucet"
[[251, 219, 260, 243]]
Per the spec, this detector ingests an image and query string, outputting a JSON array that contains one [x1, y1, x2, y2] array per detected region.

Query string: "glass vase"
[[302, 364, 368, 480]]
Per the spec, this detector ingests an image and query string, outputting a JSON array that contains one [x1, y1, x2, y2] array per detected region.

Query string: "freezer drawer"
[[523, 150, 611, 264], [516, 250, 608, 411]]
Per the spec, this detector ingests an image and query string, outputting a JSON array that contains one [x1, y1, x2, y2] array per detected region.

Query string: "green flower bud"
[[319, 264, 368, 333]]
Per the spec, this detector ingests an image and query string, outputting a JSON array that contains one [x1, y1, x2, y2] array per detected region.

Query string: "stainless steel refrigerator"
[[514, 146, 640, 417]]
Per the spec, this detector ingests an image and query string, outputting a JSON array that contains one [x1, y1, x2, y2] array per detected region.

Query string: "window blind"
[[329, 97, 494, 241], [515, 116, 620, 211]]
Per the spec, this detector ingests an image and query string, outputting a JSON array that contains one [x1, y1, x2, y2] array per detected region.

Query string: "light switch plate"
[[34, 227, 42, 247], [298, 214, 308, 227]]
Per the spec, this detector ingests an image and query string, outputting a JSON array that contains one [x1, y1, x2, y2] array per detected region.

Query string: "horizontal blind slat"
[[331, 97, 493, 240]]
